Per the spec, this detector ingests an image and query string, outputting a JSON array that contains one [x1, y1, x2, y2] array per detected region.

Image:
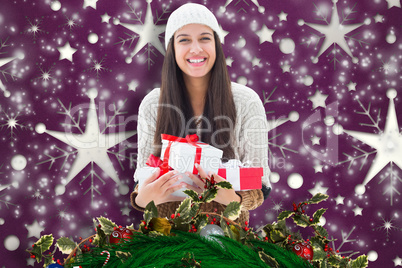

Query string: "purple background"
[[0, 0, 401, 267]]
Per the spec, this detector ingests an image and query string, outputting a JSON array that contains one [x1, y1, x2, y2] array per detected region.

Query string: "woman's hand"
[[135, 169, 186, 208], [185, 164, 241, 206]]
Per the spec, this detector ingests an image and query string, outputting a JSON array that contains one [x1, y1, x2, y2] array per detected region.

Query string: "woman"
[[131, 3, 271, 224]]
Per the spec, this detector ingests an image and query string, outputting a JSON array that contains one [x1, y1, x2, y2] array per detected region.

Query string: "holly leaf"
[[97, 216, 117, 236], [312, 208, 327, 225], [189, 203, 200, 219], [220, 220, 238, 241], [116, 251, 132, 264], [144, 201, 158, 225], [315, 225, 329, 238], [28, 234, 54, 263], [278, 210, 295, 221], [215, 181, 232, 189], [43, 254, 54, 267], [195, 215, 208, 234], [93, 226, 107, 247], [175, 197, 192, 218], [223, 201, 241, 220], [307, 193, 328, 204], [292, 214, 310, 228], [350, 255, 368, 268], [319, 260, 328, 268], [259, 251, 279, 268], [56, 237, 76, 255], [183, 189, 200, 202], [270, 229, 286, 243], [203, 188, 218, 203]]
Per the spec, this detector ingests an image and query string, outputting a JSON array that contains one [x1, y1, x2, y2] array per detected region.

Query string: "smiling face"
[[174, 24, 216, 85]]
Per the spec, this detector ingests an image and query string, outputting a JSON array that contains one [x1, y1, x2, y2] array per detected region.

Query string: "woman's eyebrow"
[[176, 32, 213, 39]]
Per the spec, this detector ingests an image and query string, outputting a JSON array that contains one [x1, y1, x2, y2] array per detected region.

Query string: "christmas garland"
[[27, 176, 368, 268]]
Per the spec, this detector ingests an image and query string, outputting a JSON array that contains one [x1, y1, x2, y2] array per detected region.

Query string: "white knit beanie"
[[165, 3, 222, 50]]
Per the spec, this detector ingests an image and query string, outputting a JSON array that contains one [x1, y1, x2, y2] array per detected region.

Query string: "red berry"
[[113, 227, 117, 230], [244, 227, 249, 231], [309, 218, 313, 222], [324, 248, 327, 252], [302, 210, 305, 213], [336, 250, 340, 253], [213, 218, 216, 222], [144, 226, 148, 230], [264, 237, 268, 241], [306, 239, 309, 242], [79, 237, 82, 240], [30, 255, 35, 259], [89, 239, 92, 243], [245, 221, 248, 226], [226, 221, 230, 225], [171, 214, 175, 219], [327, 254, 330, 257], [177, 213, 180, 217]]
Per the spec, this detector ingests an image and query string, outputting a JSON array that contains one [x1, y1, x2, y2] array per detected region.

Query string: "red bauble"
[[109, 227, 133, 244], [292, 241, 314, 261]]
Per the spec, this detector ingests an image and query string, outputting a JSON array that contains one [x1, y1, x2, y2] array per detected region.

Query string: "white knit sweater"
[[135, 81, 271, 196]]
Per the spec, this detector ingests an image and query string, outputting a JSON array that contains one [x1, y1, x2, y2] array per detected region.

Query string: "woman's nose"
[[190, 41, 203, 54]]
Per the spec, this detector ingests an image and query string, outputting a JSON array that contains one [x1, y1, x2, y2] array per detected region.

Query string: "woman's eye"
[[178, 38, 189, 43], [201, 37, 211, 41]]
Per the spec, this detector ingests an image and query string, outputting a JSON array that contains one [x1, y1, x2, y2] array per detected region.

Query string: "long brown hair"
[[153, 32, 236, 159]]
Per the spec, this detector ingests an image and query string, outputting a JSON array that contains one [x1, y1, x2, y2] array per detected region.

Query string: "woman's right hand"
[[135, 169, 186, 208]]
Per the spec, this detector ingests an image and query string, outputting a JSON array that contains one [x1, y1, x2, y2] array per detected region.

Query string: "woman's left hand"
[[184, 164, 241, 206]]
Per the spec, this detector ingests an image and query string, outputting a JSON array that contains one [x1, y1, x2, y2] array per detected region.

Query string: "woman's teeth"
[[188, 58, 206, 63]]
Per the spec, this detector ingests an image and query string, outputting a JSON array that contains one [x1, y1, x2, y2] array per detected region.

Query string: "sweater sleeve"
[[232, 84, 271, 210], [131, 89, 160, 212]]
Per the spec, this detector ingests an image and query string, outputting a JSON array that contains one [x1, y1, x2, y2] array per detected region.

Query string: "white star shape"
[[313, 163, 323, 173], [252, 56, 261, 67], [281, 63, 291, 73], [127, 80, 138, 92], [255, 24, 275, 44], [226, 57, 234, 67], [334, 194, 345, 205], [26, 258, 35, 266], [37, 88, 136, 199], [393, 256, 402, 266], [115, 0, 165, 62], [219, 25, 229, 44], [338, 89, 402, 202], [0, 48, 24, 97], [121, 206, 131, 216], [311, 135, 321, 145], [308, 182, 328, 196], [277, 11, 288, 21], [301, 1, 368, 62], [308, 89, 328, 109], [57, 42, 77, 62], [26, 220, 45, 239], [352, 205, 363, 216], [101, 13, 111, 23], [83, 0, 98, 9], [386, 0, 401, 9], [347, 81, 357, 91], [373, 13, 384, 23]]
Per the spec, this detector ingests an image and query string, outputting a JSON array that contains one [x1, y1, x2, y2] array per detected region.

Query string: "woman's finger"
[[142, 168, 161, 185], [154, 170, 179, 187], [195, 163, 208, 179], [181, 182, 203, 194], [185, 172, 205, 188]]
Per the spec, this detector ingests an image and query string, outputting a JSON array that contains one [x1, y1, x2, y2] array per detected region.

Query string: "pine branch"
[[268, 133, 298, 158], [337, 145, 377, 170], [126, 1, 143, 24], [331, 226, 359, 257], [154, 4, 171, 25], [327, 44, 343, 70], [115, 32, 138, 48], [378, 162, 402, 206], [57, 99, 84, 134], [101, 99, 128, 134], [346, 32, 369, 48], [108, 146, 133, 171], [340, 3, 357, 25], [36, 146, 77, 170], [355, 99, 382, 132], [313, 2, 329, 24], [0, 193, 18, 209], [0, 37, 10, 54]]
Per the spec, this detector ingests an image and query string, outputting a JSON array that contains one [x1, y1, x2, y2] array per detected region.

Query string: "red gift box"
[[217, 166, 263, 191]]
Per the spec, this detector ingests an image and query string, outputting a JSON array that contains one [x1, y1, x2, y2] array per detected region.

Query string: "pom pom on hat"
[[165, 3, 222, 49]]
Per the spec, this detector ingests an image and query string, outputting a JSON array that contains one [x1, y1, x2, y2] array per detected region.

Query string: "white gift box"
[[160, 134, 223, 175], [134, 167, 195, 197]]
